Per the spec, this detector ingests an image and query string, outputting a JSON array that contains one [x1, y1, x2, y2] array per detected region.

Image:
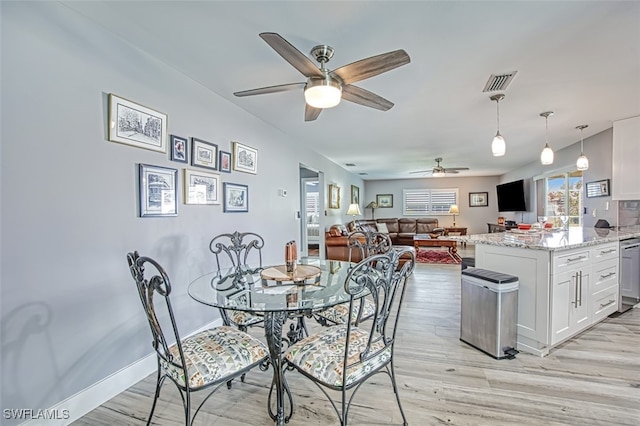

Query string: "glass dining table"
[[188, 259, 360, 425]]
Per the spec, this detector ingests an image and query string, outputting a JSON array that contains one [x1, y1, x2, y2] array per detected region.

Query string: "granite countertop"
[[455, 225, 640, 251]]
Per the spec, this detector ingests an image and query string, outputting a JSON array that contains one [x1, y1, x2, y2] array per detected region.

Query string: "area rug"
[[416, 249, 462, 264]]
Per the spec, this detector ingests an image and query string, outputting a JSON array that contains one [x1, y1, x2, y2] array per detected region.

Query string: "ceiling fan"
[[410, 158, 470, 177], [234, 32, 410, 121]]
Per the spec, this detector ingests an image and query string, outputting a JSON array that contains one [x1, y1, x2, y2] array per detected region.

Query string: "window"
[[538, 171, 583, 227], [403, 188, 458, 215]]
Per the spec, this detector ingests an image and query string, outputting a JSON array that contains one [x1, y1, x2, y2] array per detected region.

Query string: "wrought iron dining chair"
[[315, 230, 392, 326], [209, 231, 265, 331], [126, 251, 269, 426], [284, 247, 415, 425]]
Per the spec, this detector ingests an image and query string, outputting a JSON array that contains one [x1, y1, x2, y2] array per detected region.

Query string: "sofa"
[[325, 217, 441, 262]]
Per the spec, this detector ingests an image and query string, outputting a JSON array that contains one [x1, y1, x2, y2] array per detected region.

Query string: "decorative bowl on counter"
[[517, 223, 532, 230]]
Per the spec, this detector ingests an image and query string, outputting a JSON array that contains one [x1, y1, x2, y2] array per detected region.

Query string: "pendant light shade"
[[490, 94, 506, 156], [576, 124, 589, 171], [540, 111, 554, 165]]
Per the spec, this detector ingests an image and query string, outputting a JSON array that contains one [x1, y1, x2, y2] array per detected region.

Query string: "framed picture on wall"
[[184, 169, 220, 205], [232, 141, 258, 174], [219, 150, 232, 173], [169, 135, 188, 163], [108, 94, 167, 153], [329, 184, 340, 209], [376, 194, 393, 208], [351, 185, 360, 204], [138, 163, 177, 217], [469, 191, 488, 207], [191, 138, 218, 171], [223, 182, 249, 212]]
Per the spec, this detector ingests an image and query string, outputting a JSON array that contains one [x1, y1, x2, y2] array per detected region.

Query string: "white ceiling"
[[62, 1, 640, 180]]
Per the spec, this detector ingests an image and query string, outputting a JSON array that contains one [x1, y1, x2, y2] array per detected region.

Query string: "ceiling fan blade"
[[341, 85, 394, 111], [409, 170, 432, 174], [259, 32, 323, 78], [331, 49, 410, 85], [305, 104, 322, 121], [445, 167, 470, 171], [444, 170, 460, 174], [234, 82, 305, 97]]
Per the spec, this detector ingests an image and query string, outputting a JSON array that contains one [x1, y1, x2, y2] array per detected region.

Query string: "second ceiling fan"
[[410, 158, 470, 177], [234, 32, 411, 121]]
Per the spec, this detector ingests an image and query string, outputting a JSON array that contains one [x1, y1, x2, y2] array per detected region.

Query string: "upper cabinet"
[[612, 116, 640, 200]]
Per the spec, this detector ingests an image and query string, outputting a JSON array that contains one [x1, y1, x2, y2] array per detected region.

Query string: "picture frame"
[[169, 134, 188, 163], [138, 163, 177, 217], [469, 191, 488, 207], [586, 179, 611, 198], [329, 184, 340, 209], [376, 194, 393, 208], [191, 138, 218, 170], [108, 94, 167, 153], [351, 185, 360, 204], [219, 150, 232, 173], [232, 141, 258, 174], [223, 182, 249, 212], [184, 169, 220, 205]]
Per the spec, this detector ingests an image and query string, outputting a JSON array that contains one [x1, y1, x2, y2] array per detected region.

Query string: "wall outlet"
[[592, 208, 597, 217], [278, 188, 287, 197]]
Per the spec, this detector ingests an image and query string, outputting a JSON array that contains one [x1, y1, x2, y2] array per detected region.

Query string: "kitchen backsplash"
[[619, 200, 640, 226]]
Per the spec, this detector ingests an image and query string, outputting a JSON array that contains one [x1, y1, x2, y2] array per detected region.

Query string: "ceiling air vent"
[[482, 71, 518, 92], [345, 163, 356, 167]]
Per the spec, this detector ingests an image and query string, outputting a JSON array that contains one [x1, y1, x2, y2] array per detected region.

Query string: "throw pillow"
[[377, 222, 389, 233]]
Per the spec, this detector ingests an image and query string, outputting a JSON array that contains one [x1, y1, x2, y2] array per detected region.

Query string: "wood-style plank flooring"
[[73, 246, 640, 425]]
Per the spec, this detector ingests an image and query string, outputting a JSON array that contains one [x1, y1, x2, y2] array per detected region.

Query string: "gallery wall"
[[0, 2, 363, 422]]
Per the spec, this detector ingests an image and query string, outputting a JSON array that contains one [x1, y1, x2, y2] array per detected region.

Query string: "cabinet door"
[[612, 116, 640, 200], [551, 269, 590, 345], [573, 269, 590, 332]]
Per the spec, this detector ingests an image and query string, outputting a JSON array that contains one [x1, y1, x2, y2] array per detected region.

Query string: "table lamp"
[[346, 203, 361, 224], [448, 204, 459, 227]]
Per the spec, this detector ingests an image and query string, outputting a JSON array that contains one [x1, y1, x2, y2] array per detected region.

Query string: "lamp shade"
[[492, 132, 506, 156], [346, 203, 362, 216], [304, 77, 341, 108], [540, 144, 554, 165], [576, 154, 589, 171], [448, 204, 460, 214]]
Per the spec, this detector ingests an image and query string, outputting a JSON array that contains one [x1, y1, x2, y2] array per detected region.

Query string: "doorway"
[[299, 165, 325, 259]]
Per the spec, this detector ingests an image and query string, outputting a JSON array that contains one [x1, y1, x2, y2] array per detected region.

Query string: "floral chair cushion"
[[315, 298, 375, 325], [285, 325, 391, 388], [164, 326, 267, 389]]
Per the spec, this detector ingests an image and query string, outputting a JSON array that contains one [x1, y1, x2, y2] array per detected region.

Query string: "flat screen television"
[[496, 179, 527, 212]]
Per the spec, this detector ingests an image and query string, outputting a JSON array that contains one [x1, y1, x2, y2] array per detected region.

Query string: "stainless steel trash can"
[[460, 267, 519, 359]]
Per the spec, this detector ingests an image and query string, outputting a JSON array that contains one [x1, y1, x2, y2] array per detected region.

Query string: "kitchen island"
[[459, 226, 640, 356]]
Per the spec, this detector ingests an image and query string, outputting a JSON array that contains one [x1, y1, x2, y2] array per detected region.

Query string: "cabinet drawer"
[[553, 249, 590, 274], [592, 258, 619, 295], [591, 285, 618, 323], [591, 243, 619, 262]]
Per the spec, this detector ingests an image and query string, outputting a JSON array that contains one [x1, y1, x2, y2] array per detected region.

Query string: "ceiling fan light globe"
[[540, 144, 554, 165], [576, 154, 589, 171], [491, 132, 506, 156], [304, 78, 342, 108], [432, 171, 445, 178]]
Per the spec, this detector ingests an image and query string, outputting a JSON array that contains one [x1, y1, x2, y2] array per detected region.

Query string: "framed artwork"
[[351, 185, 360, 204], [586, 179, 610, 198], [219, 150, 232, 173], [169, 134, 188, 163], [223, 182, 249, 212], [329, 184, 340, 209], [469, 191, 488, 207], [376, 194, 393, 208], [184, 169, 220, 205], [138, 163, 177, 217], [191, 138, 218, 170], [108, 94, 167, 153], [232, 141, 258, 174]]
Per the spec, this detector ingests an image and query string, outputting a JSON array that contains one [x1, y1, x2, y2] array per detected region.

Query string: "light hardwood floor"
[[73, 246, 640, 425]]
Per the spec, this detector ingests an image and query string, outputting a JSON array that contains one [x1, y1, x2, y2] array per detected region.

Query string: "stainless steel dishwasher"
[[619, 238, 640, 313]]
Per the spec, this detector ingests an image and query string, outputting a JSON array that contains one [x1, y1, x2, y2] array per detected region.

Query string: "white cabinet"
[[550, 247, 591, 345], [612, 115, 640, 200]]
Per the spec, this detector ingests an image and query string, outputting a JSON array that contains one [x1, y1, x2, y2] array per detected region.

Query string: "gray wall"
[[364, 176, 501, 235], [501, 128, 619, 227], [0, 2, 363, 418]]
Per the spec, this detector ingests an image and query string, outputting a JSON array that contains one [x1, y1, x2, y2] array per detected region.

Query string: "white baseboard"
[[20, 320, 221, 426]]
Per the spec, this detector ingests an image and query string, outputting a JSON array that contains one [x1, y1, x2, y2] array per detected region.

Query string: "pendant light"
[[540, 111, 554, 165], [576, 124, 589, 171], [490, 94, 506, 156]]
